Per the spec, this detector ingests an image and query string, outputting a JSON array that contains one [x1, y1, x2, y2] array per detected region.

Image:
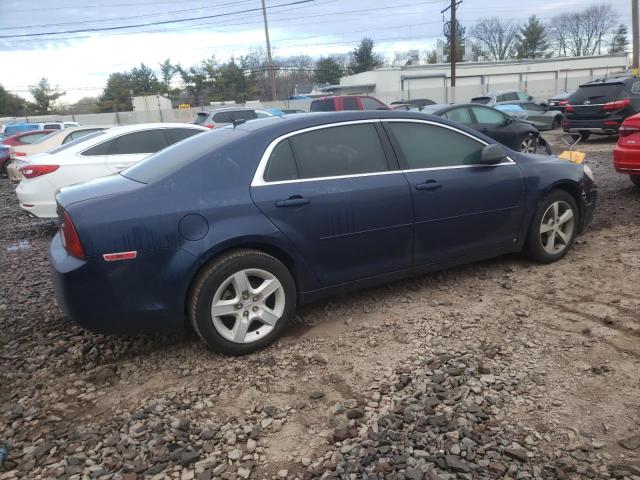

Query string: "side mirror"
[[480, 144, 509, 164], [503, 116, 513, 125]]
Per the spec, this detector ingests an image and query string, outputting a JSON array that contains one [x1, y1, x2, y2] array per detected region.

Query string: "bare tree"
[[470, 18, 520, 60], [548, 4, 617, 56]]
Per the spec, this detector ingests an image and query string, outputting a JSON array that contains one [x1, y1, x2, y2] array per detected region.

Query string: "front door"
[[469, 105, 522, 150], [383, 120, 525, 266], [251, 122, 414, 286]]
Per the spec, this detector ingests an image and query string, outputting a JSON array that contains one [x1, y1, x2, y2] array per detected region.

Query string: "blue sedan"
[[50, 111, 596, 354]]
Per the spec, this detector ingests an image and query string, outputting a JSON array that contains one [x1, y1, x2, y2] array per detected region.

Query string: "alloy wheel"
[[520, 135, 536, 153], [539, 200, 575, 255], [210, 268, 285, 344]]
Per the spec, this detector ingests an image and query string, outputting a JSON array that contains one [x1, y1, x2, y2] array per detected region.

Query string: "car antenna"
[[233, 119, 247, 128]]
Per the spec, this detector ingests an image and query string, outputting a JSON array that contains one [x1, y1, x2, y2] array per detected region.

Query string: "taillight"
[[60, 210, 85, 259], [14, 151, 26, 157], [19, 164, 59, 179], [204, 123, 215, 129], [565, 105, 574, 112], [558, 100, 568, 106], [603, 98, 631, 111], [619, 125, 640, 137]]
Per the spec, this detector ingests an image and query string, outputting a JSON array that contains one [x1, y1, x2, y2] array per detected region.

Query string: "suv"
[[3, 121, 79, 136], [564, 77, 640, 139], [471, 90, 536, 106], [194, 108, 272, 129], [310, 95, 388, 112]]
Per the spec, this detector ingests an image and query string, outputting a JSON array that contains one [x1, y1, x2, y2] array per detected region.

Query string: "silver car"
[[194, 107, 273, 129], [494, 100, 564, 130]]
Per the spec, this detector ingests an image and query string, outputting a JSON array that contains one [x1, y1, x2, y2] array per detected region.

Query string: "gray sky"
[[0, 0, 633, 102]]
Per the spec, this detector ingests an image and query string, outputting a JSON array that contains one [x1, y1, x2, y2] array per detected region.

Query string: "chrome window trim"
[[251, 118, 515, 187]]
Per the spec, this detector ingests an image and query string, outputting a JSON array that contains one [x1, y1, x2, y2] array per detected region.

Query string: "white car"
[[8, 126, 111, 181], [16, 123, 208, 218]]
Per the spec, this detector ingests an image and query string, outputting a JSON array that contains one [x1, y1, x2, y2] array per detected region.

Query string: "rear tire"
[[524, 190, 579, 263], [189, 249, 296, 355], [631, 175, 640, 187], [579, 131, 591, 141], [552, 117, 561, 130]]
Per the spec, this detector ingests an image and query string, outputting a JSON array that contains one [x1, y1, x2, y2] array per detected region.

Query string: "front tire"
[[520, 133, 537, 154], [524, 190, 579, 263], [189, 249, 297, 355], [630, 175, 640, 187]]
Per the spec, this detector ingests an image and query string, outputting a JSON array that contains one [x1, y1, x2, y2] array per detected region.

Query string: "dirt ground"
[[0, 131, 639, 480]]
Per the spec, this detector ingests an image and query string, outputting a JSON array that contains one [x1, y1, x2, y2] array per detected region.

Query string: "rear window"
[[471, 97, 491, 105], [194, 113, 208, 125], [122, 128, 242, 184], [43, 123, 62, 130], [570, 83, 625, 103], [22, 131, 56, 144], [310, 99, 335, 112]]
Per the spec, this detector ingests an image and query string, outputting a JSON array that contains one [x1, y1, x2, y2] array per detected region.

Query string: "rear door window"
[[81, 138, 114, 156], [310, 99, 335, 112], [289, 123, 387, 179], [265, 139, 299, 182], [166, 128, 203, 143], [342, 98, 360, 110], [109, 129, 169, 155], [385, 122, 484, 169]]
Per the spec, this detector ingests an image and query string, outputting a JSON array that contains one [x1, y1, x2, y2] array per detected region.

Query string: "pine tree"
[[609, 24, 629, 54], [315, 57, 344, 85], [443, 20, 465, 62], [516, 15, 549, 59], [348, 38, 383, 74]]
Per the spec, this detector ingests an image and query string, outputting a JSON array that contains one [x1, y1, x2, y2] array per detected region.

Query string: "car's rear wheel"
[[631, 175, 640, 187], [189, 249, 296, 355], [520, 134, 537, 154], [524, 190, 579, 263]]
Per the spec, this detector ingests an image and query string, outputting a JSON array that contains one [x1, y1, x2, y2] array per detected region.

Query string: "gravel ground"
[[1, 132, 639, 480]]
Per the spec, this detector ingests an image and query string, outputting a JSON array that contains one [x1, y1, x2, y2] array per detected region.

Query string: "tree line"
[[0, 3, 628, 116]]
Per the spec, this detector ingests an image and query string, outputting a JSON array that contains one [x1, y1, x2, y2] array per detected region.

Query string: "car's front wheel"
[[524, 190, 579, 263], [630, 175, 640, 187], [189, 249, 296, 355], [520, 133, 537, 154]]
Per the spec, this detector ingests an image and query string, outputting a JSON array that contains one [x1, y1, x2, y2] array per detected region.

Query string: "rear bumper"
[[613, 145, 640, 174], [7, 161, 23, 181], [564, 118, 623, 135], [50, 233, 190, 335], [16, 181, 57, 218]]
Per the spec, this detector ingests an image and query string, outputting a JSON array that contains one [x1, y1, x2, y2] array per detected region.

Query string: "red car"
[[613, 113, 640, 187], [310, 95, 388, 112], [0, 130, 55, 175]]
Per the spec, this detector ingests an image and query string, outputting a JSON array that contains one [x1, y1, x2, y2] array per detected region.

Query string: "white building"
[[327, 54, 629, 104], [132, 94, 172, 112]]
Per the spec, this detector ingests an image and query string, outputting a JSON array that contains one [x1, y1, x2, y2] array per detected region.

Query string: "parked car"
[[309, 95, 388, 112], [50, 111, 596, 355], [564, 76, 640, 139], [281, 109, 305, 114], [3, 121, 79, 136], [613, 113, 640, 187], [194, 108, 272, 128], [8, 126, 111, 181], [420, 103, 549, 153], [16, 123, 207, 218], [0, 130, 56, 175], [548, 90, 575, 113], [494, 100, 564, 130], [390, 98, 436, 109], [471, 90, 542, 106]]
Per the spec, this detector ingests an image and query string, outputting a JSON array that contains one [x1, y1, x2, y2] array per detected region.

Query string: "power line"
[[0, 0, 318, 39]]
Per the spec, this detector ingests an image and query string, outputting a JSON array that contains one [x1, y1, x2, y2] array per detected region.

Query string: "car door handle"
[[275, 196, 310, 207], [415, 180, 442, 191]]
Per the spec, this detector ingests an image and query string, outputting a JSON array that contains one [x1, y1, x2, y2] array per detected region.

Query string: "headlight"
[[583, 164, 594, 181]]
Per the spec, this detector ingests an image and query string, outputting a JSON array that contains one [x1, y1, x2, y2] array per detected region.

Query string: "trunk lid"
[[56, 173, 143, 211]]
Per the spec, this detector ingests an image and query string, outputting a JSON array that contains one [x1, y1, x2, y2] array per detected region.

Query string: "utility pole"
[[261, 0, 277, 101], [633, 0, 639, 74], [441, 0, 462, 91]]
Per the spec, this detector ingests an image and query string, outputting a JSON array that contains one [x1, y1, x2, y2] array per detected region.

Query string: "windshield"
[[122, 127, 243, 184], [570, 83, 625, 103], [49, 130, 106, 154], [194, 112, 208, 125]]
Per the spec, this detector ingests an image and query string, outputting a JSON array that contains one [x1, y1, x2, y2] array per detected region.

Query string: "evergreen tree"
[[29, 78, 65, 114], [443, 20, 465, 62], [348, 38, 383, 74], [609, 24, 629, 53], [130, 63, 160, 94], [0, 84, 25, 116], [98, 72, 134, 112], [314, 57, 344, 84], [516, 15, 549, 59]]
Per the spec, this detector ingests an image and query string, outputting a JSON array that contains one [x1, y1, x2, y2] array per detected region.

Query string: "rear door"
[[383, 119, 524, 265], [105, 129, 169, 173], [251, 121, 413, 286]]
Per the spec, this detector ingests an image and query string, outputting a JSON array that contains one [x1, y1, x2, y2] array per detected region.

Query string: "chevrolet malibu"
[[50, 111, 597, 355]]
